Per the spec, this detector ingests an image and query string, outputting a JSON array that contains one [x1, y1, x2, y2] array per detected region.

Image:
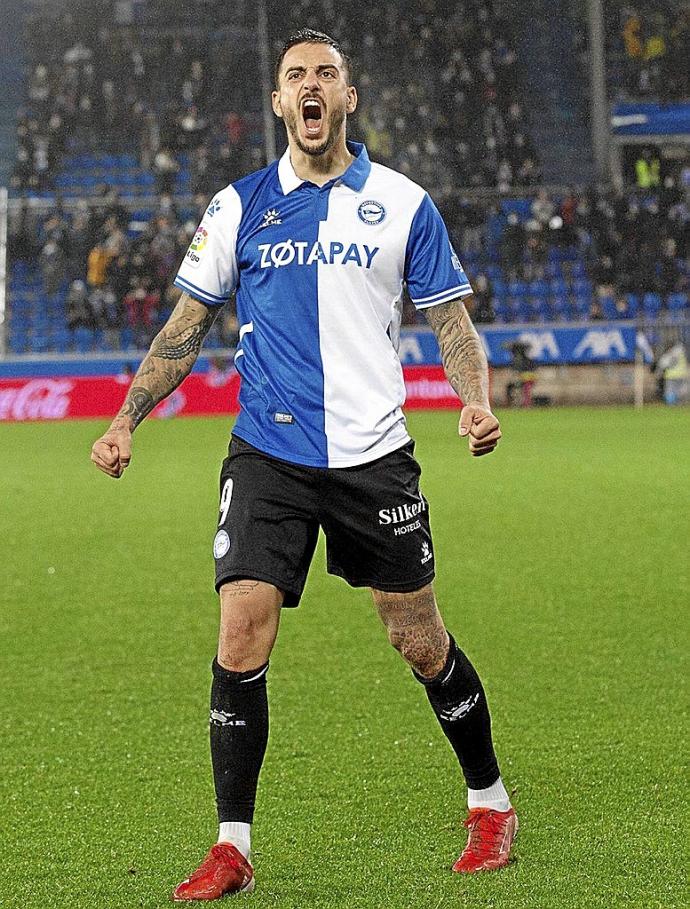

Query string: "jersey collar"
[[277, 141, 371, 195]]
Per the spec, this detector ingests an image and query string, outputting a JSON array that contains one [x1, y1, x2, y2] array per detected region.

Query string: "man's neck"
[[287, 136, 354, 187]]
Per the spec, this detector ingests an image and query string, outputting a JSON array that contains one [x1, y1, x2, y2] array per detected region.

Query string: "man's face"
[[272, 43, 357, 157]]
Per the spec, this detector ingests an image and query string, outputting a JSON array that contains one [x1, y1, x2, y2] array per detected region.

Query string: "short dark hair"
[[274, 29, 352, 87]]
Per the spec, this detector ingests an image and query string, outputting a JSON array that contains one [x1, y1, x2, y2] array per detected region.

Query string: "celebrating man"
[[91, 29, 516, 900]]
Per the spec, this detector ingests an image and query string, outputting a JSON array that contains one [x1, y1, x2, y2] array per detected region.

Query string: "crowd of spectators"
[[12, 0, 260, 193], [436, 178, 689, 323], [8, 177, 688, 354], [13, 0, 541, 194], [269, 0, 541, 190], [9, 189, 239, 347], [618, 2, 689, 101], [570, 1, 689, 105]]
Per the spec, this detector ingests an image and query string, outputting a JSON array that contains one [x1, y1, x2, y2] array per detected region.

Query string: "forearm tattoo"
[[120, 387, 155, 428], [425, 296, 490, 407], [116, 293, 218, 430]]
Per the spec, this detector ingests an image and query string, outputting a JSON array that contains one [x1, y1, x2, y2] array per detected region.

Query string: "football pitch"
[[1, 407, 688, 909]]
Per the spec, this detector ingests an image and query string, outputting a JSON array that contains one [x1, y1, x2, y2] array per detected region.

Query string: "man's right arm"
[[90, 291, 219, 478]]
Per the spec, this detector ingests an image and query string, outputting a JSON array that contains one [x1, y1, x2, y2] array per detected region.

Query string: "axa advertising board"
[[0, 324, 641, 422]]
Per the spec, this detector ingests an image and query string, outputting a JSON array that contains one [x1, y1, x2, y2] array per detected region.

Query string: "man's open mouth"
[[301, 98, 323, 136]]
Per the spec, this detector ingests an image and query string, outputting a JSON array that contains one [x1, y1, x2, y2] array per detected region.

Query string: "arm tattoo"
[[116, 292, 219, 430], [120, 387, 155, 428], [425, 296, 490, 407]]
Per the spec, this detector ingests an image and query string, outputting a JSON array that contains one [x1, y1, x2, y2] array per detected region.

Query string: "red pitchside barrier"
[[0, 366, 459, 423]]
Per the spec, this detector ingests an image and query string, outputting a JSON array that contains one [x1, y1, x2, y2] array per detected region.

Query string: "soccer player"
[[91, 29, 517, 899]]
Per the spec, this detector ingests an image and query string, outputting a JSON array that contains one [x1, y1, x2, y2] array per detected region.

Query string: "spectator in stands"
[[471, 274, 496, 324], [524, 218, 548, 276], [87, 243, 109, 289], [89, 285, 123, 350], [67, 207, 96, 278], [39, 239, 66, 296], [501, 213, 525, 279], [531, 190, 556, 227], [593, 254, 617, 298], [457, 198, 485, 255], [107, 253, 132, 302], [659, 239, 682, 292], [124, 280, 160, 348], [589, 299, 604, 320], [66, 279, 95, 331], [153, 147, 180, 195], [635, 148, 661, 189]]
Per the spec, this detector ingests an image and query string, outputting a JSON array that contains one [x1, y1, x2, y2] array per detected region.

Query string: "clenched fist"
[[458, 404, 501, 457], [91, 417, 133, 478]]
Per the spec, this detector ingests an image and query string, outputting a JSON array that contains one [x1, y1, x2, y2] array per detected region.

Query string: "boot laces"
[[463, 809, 506, 855]]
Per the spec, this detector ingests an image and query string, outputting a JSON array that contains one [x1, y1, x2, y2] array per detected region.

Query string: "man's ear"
[[271, 90, 283, 119], [346, 86, 358, 115]]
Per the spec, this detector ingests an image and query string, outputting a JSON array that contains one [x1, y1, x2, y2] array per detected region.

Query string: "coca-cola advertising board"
[[0, 366, 458, 423]]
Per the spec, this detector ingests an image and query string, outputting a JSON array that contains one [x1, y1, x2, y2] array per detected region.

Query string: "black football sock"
[[415, 634, 500, 789], [210, 657, 269, 824]]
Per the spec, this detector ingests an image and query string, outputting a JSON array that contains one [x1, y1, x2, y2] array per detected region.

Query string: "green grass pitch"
[[1, 407, 688, 909]]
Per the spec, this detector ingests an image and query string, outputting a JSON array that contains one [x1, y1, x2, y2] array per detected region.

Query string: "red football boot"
[[452, 807, 518, 873], [172, 842, 255, 901]]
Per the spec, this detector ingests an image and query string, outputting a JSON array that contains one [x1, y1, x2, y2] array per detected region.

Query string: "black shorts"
[[213, 435, 435, 606]]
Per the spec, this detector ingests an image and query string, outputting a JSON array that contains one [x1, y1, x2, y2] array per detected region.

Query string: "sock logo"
[[439, 692, 479, 722], [210, 709, 246, 727]]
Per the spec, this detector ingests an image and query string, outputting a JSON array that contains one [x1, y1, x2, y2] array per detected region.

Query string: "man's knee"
[[372, 584, 449, 678], [218, 579, 283, 671]]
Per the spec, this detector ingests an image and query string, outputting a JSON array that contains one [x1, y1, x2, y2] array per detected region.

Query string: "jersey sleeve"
[[404, 193, 473, 309], [173, 186, 241, 307]]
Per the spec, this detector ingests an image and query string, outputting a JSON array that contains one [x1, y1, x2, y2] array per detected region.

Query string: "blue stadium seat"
[[573, 278, 593, 296], [53, 329, 72, 352], [571, 298, 590, 320], [642, 293, 662, 318], [121, 328, 136, 349], [74, 328, 94, 353], [501, 199, 531, 219], [508, 297, 529, 322], [492, 301, 508, 323], [626, 294, 640, 317], [508, 280, 528, 297], [528, 297, 550, 322], [551, 296, 569, 321], [529, 279, 549, 296], [667, 292, 688, 315]]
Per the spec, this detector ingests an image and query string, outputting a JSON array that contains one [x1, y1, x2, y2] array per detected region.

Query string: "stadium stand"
[[572, 0, 690, 103], [6, 180, 688, 355], [3, 0, 689, 355]]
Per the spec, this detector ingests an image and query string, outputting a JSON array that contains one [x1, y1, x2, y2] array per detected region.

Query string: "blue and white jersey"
[[174, 142, 472, 468]]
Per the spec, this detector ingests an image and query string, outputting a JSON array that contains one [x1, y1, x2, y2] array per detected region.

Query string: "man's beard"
[[284, 105, 345, 156]]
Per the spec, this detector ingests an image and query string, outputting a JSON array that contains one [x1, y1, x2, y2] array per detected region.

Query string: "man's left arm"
[[424, 294, 501, 456]]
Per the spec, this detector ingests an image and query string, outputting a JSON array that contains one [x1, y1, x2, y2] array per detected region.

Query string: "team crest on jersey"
[[358, 200, 386, 225], [260, 208, 282, 229]]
